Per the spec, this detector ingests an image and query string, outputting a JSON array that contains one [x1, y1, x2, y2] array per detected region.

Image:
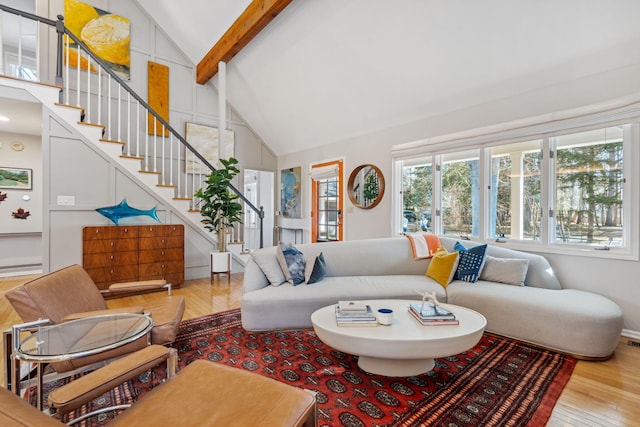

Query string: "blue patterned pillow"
[[276, 242, 306, 285], [305, 252, 327, 284], [454, 241, 487, 283]]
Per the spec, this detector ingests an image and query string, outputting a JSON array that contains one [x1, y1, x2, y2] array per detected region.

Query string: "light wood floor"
[[1, 273, 638, 426]]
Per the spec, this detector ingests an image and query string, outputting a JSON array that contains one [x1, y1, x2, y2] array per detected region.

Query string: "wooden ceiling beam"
[[196, 0, 293, 84]]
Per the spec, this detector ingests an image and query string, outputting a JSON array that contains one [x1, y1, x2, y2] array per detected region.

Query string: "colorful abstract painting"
[[281, 166, 301, 218], [64, 0, 131, 80]]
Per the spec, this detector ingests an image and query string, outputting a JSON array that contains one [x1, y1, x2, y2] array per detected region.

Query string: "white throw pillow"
[[251, 249, 287, 286], [479, 256, 529, 286]]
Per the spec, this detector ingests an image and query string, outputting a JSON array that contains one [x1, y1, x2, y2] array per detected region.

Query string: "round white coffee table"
[[311, 299, 486, 377]]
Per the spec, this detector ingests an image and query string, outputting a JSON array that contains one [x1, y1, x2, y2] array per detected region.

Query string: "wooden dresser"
[[82, 224, 184, 291]]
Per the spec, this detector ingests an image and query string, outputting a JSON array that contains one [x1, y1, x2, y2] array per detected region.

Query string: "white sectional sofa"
[[241, 236, 623, 359]]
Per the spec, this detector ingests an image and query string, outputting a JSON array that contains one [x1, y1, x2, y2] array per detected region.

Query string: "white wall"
[[0, 131, 42, 274], [1, 0, 276, 275], [278, 64, 640, 334]]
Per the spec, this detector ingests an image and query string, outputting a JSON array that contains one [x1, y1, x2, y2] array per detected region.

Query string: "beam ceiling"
[[196, 0, 293, 84]]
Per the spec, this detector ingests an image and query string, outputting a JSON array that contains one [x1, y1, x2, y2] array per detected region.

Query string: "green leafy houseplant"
[[194, 157, 243, 253]]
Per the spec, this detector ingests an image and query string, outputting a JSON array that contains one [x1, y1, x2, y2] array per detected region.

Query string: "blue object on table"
[[96, 198, 160, 225]]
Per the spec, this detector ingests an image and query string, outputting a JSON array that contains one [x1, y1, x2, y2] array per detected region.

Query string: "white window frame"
[[392, 99, 640, 261]]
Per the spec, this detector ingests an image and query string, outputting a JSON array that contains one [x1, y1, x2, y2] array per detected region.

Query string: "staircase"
[[0, 6, 262, 267], [1, 75, 253, 268]]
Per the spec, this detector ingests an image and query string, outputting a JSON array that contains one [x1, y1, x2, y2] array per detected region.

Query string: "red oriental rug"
[[44, 309, 576, 426]]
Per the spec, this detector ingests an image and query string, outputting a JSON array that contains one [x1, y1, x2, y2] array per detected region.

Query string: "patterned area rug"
[[41, 309, 576, 426]]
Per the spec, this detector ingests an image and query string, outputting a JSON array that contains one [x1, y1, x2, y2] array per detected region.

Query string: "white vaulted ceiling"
[[137, 0, 640, 155]]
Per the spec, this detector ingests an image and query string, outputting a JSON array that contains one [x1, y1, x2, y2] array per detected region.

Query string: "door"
[[244, 169, 274, 248], [311, 160, 343, 242]]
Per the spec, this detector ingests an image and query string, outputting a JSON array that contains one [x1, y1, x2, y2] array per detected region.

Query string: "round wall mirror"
[[347, 164, 385, 209]]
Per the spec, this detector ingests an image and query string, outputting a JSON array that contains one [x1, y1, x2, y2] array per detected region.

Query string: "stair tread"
[[101, 139, 125, 145], [55, 103, 84, 112], [78, 121, 105, 128]]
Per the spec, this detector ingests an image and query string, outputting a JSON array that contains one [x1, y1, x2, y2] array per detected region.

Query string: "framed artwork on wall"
[[281, 166, 302, 218], [64, 0, 131, 80], [0, 167, 32, 190], [185, 123, 235, 173]]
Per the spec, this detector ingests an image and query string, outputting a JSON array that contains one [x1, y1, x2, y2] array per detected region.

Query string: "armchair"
[[5, 264, 185, 374], [0, 359, 317, 427]]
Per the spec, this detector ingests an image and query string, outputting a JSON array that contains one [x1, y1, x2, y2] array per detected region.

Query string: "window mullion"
[[541, 137, 553, 246], [479, 147, 490, 241], [433, 155, 442, 236]]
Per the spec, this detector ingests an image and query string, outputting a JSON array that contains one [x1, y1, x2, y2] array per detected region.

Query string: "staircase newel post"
[[259, 206, 265, 249], [55, 15, 65, 89]]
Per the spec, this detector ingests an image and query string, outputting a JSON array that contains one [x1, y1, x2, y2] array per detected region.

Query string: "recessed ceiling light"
[[0, 116, 9, 122]]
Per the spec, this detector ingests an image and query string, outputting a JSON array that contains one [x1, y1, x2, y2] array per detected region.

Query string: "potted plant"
[[194, 157, 243, 253]]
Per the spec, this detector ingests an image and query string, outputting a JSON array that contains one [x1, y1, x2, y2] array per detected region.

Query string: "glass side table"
[[11, 313, 153, 410]]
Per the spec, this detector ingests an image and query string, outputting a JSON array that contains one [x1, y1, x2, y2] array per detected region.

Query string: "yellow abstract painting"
[[64, 0, 130, 80]]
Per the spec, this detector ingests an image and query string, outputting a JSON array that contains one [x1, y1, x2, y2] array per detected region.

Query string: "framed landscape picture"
[[0, 167, 32, 190]]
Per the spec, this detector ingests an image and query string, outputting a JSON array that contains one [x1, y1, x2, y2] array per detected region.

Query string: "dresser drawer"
[[85, 265, 139, 287], [83, 238, 138, 254], [138, 248, 183, 263], [138, 263, 163, 279], [139, 236, 183, 250], [138, 261, 183, 278], [138, 225, 184, 238], [83, 226, 139, 240], [83, 251, 138, 268]]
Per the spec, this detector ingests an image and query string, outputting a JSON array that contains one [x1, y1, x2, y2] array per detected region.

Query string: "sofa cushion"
[[241, 275, 447, 330], [440, 237, 561, 289], [305, 252, 327, 284], [446, 281, 623, 358], [277, 242, 306, 285], [454, 241, 487, 282], [251, 247, 287, 286], [480, 256, 528, 286], [426, 247, 459, 287]]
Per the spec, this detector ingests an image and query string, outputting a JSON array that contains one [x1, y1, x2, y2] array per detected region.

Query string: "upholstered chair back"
[[6, 264, 108, 323]]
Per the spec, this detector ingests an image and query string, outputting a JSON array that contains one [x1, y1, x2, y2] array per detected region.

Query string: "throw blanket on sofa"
[[406, 233, 441, 259]]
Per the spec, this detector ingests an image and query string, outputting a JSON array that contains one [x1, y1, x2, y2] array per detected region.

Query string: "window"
[[553, 126, 625, 246], [441, 150, 480, 237], [402, 159, 432, 233], [489, 140, 542, 240], [395, 121, 636, 259]]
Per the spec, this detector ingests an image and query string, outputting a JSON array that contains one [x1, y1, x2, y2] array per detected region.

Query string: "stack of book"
[[335, 300, 377, 326], [408, 302, 459, 326]]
